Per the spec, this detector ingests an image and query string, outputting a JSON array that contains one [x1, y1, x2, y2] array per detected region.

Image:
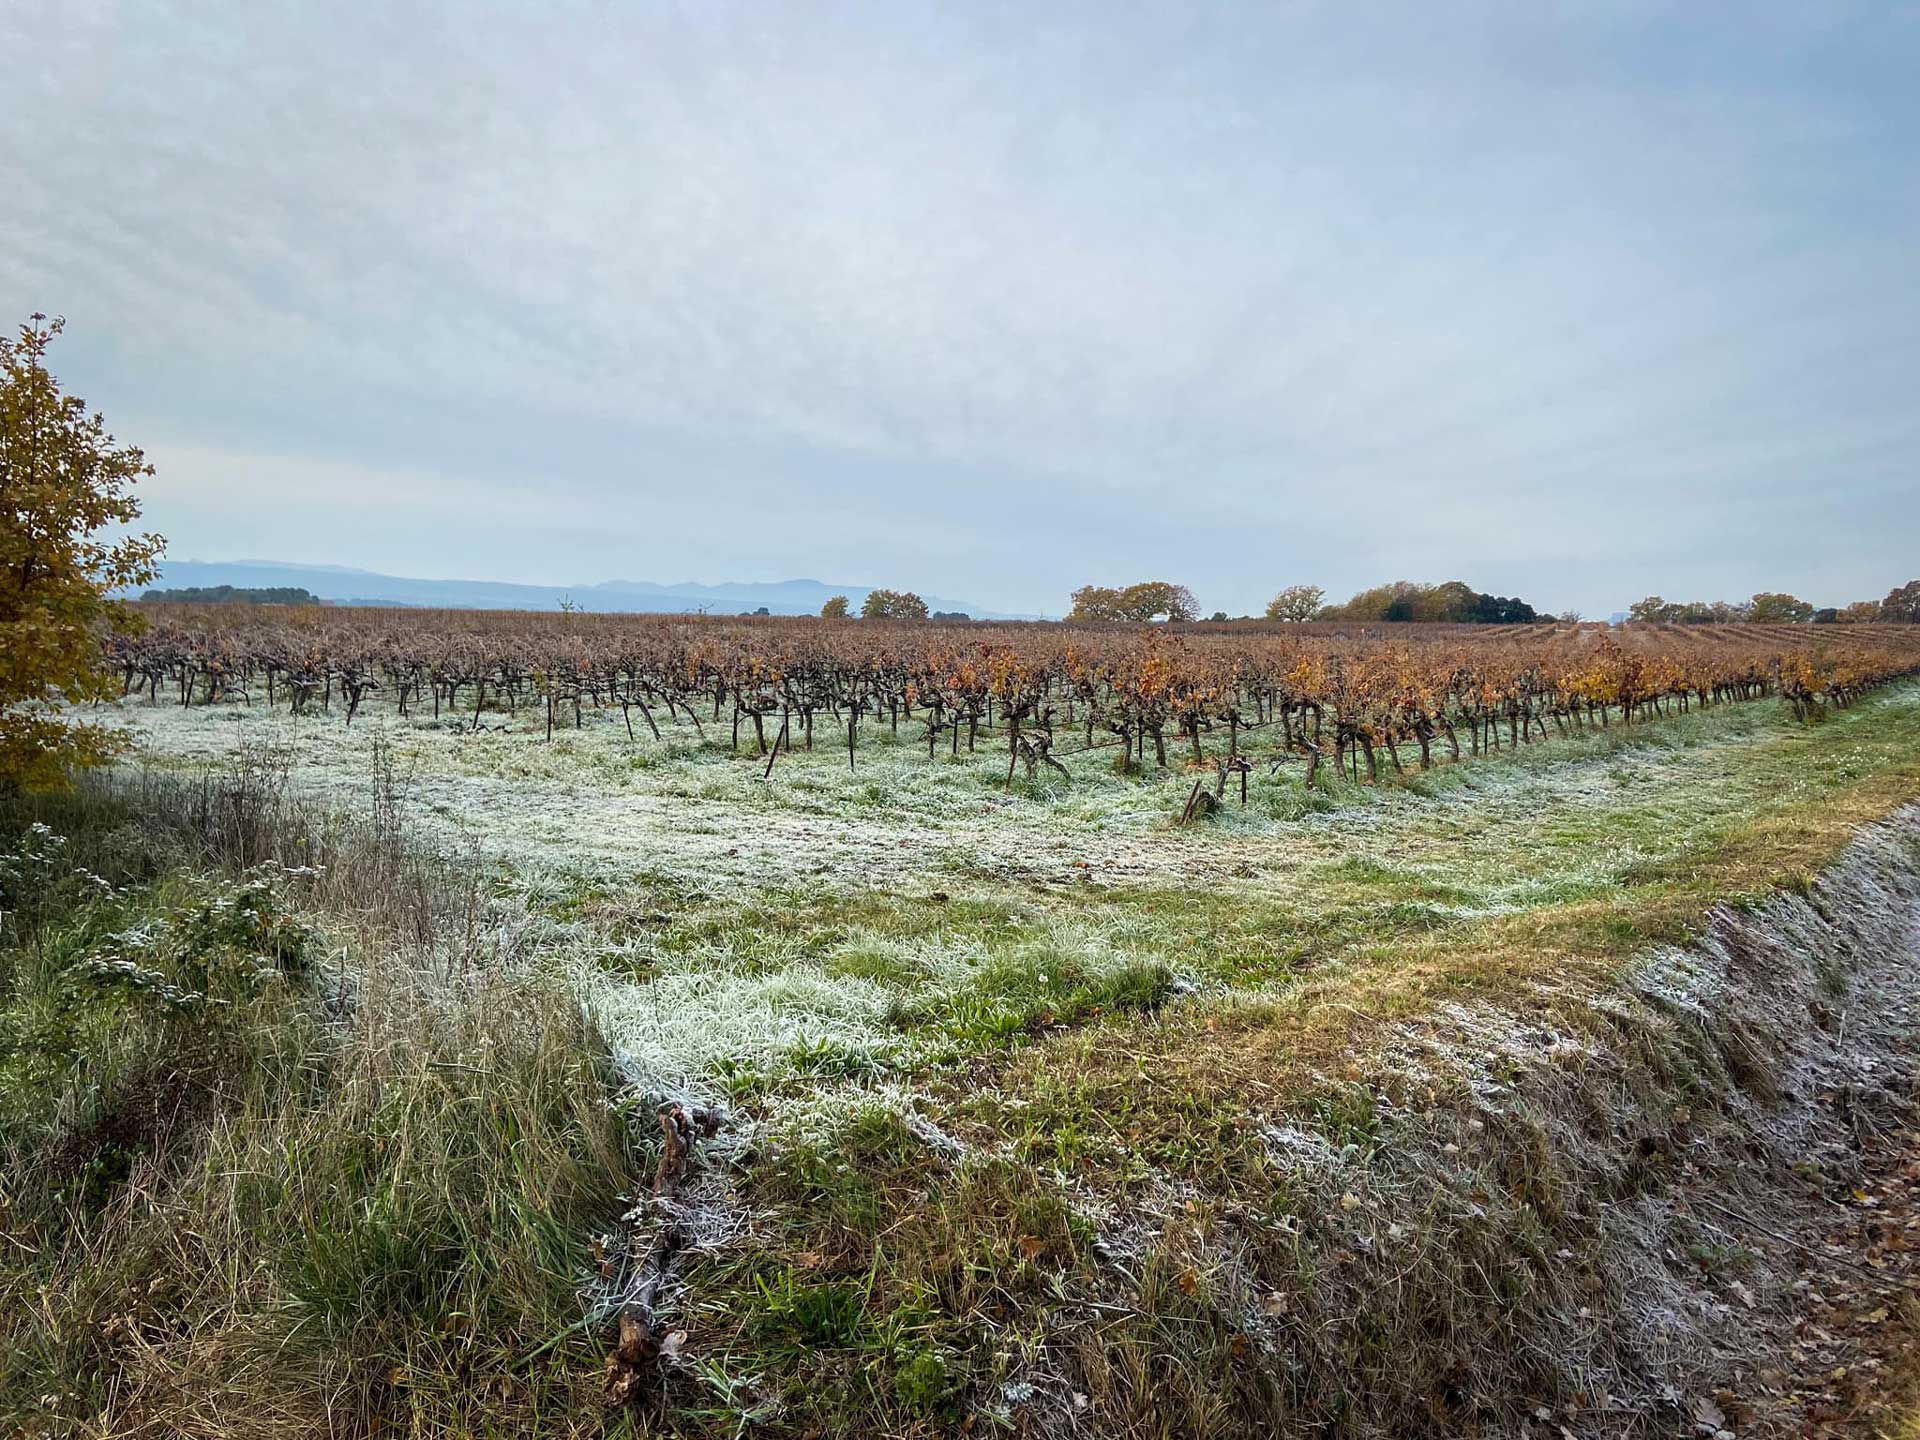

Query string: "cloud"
[[4, 1, 1916, 615]]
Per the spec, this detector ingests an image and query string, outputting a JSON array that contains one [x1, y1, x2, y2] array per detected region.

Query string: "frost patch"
[[577, 961, 901, 1103]]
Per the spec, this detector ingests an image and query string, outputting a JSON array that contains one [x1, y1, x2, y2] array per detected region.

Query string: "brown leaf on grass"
[[1690, 1396, 1725, 1430]]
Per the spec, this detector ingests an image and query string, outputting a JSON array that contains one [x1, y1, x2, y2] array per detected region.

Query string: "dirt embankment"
[[1211, 809, 1920, 1438], [621, 812, 1920, 1439]]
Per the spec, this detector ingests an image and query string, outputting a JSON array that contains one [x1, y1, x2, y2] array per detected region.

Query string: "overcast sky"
[[5, 2, 1916, 618]]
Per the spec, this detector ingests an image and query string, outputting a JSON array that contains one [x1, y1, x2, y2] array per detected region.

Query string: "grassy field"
[[7, 682, 1920, 1436], [102, 682, 1920, 1095]]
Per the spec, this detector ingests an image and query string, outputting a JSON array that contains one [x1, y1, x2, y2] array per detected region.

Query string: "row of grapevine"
[[107, 607, 1920, 790]]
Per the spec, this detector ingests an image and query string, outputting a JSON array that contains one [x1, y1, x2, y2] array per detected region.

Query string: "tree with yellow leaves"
[[1, 315, 163, 790]]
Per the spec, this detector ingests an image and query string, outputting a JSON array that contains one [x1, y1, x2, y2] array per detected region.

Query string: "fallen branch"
[[603, 1103, 724, 1406]]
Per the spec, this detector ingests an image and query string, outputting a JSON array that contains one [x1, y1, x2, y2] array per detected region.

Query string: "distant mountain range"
[[133, 560, 1027, 620]]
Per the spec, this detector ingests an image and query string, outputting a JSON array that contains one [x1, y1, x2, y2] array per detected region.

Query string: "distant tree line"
[[1849, 579, 1920, 623], [1312, 580, 1537, 624], [813, 592, 966, 620], [142, 585, 317, 605], [1056, 578, 1540, 624], [1630, 581, 1919, 625], [814, 574, 1920, 630]]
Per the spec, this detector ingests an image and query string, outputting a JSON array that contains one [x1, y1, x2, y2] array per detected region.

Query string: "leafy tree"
[[1682, 600, 1745, 623], [1264, 584, 1325, 622], [1748, 592, 1815, 624], [820, 594, 850, 619], [1067, 581, 1197, 623], [1323, 580, 1537, 624], [1628, 596, 1747, 624], [861, 588, 928, 620], [1323, 581, 1411, 621], [1467, 592, 1537, 624], [1067, 584, 1124, 621], [1881, 580, 1920, 624], [1117, 581, 1198, 622], [1840, 599, 1884, 624], [1, 315, 163, 790], [1418, 580, 1479, 622]]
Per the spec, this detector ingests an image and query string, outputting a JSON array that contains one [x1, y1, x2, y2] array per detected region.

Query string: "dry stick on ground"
[[604, 1104, 724, 1406]]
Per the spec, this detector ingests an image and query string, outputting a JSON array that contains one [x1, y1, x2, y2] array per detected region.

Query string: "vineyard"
[[111, 605, 1920, 805], [16, 603, 1920, 1437]]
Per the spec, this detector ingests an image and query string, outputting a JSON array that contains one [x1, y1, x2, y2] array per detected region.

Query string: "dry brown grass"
[[0, 761, 642, 1440]]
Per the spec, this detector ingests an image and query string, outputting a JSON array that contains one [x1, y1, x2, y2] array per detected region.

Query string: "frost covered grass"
[[97, 681, 1920, 1110], [572, 906, 1175, 1104]]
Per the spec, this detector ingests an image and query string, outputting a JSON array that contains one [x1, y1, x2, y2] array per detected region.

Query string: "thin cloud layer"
[[5, 2, 1915, 615]]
